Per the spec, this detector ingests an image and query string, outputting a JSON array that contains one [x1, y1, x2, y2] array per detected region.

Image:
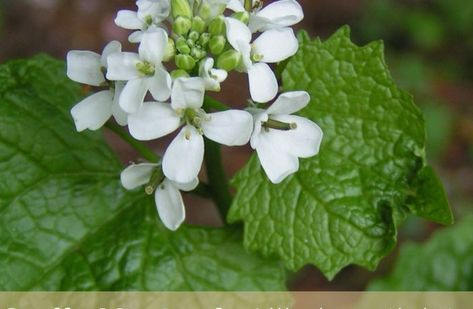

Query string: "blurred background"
[[0, 0, 472, 291]]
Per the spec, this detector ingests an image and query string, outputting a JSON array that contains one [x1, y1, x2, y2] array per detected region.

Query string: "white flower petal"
[[112, 103, 128, 126], [211, 68, 228, 83], [163, 125, 204, 183], [115, 10, 143, 30], [147, 67, 172, 101], [171, 178, 199, 192], [252, 27, 298, 63], [128, 31, 144, 43], [106, 52, 141, 81], [171, 77, 205, 110], [254, 131, 299, 184], [232, 40, 251, 72], [270, 114, 323, 158], [120, 163, 158, 190], [70, 90, 113, 132], [101, 41, 122, 67], [66, 51, 104, 86], [137, 0, 170, 23], [139, 28, 168, 64], [267, 91, 310, 115], [248, 62, 278, 103], [203, 77, 220, 92], [202, 110, 253, 146], [249, 111, 268, 149], [128, 102, 181, 141], [112, 82, 128, 126], [249, 0, 303, 32], [226, 0, 245, 12], [225, 17, 252, 52], [199, 58, 220, 91], [119, 78, 148, 113], [155, 179, 185, 231], [199, 58, 228, 91]]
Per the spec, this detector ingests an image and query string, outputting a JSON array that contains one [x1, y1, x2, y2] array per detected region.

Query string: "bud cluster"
[[66, 0, 323, 231]]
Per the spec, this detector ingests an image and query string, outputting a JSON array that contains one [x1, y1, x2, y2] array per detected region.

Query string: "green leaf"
[[0, 55, 286, 291], [405, 166, 453, 225], [369, 216, 473, 290], [229, 27, 452, 279]]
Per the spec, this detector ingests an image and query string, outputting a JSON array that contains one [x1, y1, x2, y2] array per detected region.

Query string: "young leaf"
[[369, 216, 473, 290], [229, 26, 452, 279], [0, 55, 286, 291]]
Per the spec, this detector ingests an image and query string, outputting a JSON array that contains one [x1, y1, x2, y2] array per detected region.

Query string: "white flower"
[[106, 28, 172, 114], [67, 41, 128, 131], [115, 0, 171, 43], [199, 58, 228, 92], [227, 0, 303, 33], [225, 17, 298, 103], [121, 163, 198, 231], [249, 91, 323, 184], [127, 77, 254, 183]]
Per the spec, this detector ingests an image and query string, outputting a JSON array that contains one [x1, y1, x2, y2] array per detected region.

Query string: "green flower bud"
[[171, 0, 192, 19], [173, 16, 192, 35], [188, 31, 200, 43], [199, 33, 211, 47], [191, 16, 206, 33], [208, 16, 226, 36], [176, 38, 191, 54], [191, 47, 207, 60], [232, 11, 250, 24], [186, 38, 195, 48], [175, 54, 197, 71], [216, 49, 241, 71], [163, 38, 176, 61], [209, 35, 226, 55], [171, 69, 190, 80]]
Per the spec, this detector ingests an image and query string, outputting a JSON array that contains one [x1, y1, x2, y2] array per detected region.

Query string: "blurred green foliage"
[[368, 216, 473, 290], [387, 54, 454, 161], [357, 0, 473, 80], [355, 0, 473, 165], [354, 0, 473, 292]]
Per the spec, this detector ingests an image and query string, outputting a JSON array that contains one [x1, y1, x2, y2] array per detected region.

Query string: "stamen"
[[253, 0, 263, 11], [262, 119, 298, 131], [184, 131, 191, 140], [251, 53, 264, 62], [144, 15, 153, 26], [136, 61, 155, 76], [244, 0, 252, 12], [145, 168, 165, 195], [183, 108, 207, 129]]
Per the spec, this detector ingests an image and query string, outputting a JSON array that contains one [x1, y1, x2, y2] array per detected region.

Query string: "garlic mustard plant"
[[66, 0, 322, 230]]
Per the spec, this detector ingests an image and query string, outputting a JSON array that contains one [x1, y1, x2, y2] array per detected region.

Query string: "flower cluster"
[[67, 0, 323, 230]]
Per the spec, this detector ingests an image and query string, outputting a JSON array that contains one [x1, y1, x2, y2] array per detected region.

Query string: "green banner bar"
[[0, 292, 472, 309]]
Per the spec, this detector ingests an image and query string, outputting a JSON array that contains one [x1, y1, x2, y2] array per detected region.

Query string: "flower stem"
[[105, 121, 159, 163], [204, 138, 233, 220]]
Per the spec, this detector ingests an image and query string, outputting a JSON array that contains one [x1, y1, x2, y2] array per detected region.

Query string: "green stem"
[[203, 95, 230, 111], [192, 182, 212, 199], [204, 137, 233, 220], [105, 121, 159, 163]]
